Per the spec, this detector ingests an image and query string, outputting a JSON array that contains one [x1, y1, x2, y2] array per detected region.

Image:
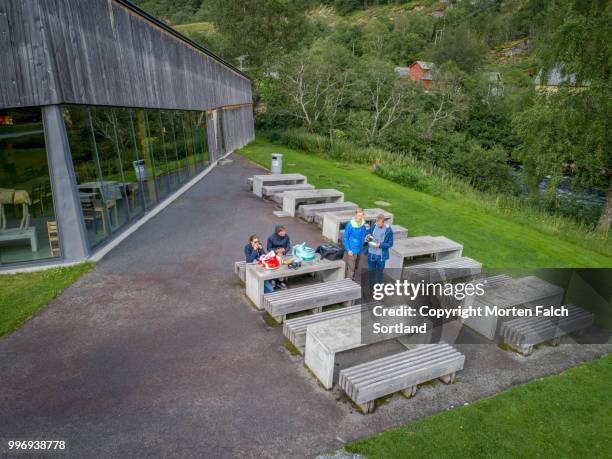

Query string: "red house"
[[409, 61, 436, 91]]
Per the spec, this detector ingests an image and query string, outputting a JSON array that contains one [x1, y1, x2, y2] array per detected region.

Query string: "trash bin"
[[271, 153, 283, 174], [133, 159, 146, 181]]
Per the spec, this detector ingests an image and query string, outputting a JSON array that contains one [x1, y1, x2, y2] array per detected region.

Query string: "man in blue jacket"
[[343, 208, 368, 280], [366, 214, 394, 288]]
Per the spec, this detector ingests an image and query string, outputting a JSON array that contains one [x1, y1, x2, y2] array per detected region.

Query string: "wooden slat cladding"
[[222, 105, 255, 154], [0, 0, 252, 111]]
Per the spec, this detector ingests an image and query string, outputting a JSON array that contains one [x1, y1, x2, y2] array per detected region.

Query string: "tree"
[[205, 0, 309, 69], [423, 62, 470, 138], [427, 25, 488, 73], [349, 59, 414, 145], [272, 42, 354, 133], [514, 0, 612, 230]]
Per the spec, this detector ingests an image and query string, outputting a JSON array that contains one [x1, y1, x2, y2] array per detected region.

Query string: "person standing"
[[244, 234, 274, 293], [366, 214, 394, 288], [343, 208, 368, 280]]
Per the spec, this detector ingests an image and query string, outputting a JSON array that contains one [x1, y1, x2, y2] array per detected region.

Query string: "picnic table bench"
[[245, 258, 345, 309], [321, 208, 394, 242], [403, 256, 482, 283], [339, 343, 465, 413], [386, 236, 463, 280], [500, 304, 594, 355], [390, 224, 408, 240], [463, 276, 564, 340], [234, 261, 247, 283], [282, 189, 344, 217], [263, 278, 361, 323], [304, 309, 423, 389], [261, 184, 315, 203], [252, 173, 307, 198], [298, 202, 358, 223], [283, 303, 377, 353]]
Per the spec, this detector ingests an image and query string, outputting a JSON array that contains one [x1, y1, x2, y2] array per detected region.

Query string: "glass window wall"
[[63, 104, 212, 250], [0, 107, 61, 264]]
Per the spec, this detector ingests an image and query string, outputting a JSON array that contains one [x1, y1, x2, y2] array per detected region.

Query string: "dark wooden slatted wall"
[[222, 106, 255, 154], [0, 0, 253, 112]]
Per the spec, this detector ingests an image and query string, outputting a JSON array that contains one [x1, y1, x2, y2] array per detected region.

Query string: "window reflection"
[[0, 107, 60, 264], [63, 104, 213, 251]]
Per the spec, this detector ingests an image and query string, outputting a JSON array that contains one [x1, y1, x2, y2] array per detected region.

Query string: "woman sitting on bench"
[[244, 234, 274, 293]]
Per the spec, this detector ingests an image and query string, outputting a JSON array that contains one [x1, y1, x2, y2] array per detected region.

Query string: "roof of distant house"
[[414, 61, 435, 70]]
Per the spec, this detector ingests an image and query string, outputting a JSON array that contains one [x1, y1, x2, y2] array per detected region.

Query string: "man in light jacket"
[[343, 208, 368, 280], [366, 214, 394, 288]]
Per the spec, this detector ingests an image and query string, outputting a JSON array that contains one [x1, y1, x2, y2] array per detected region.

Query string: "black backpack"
[[316, 243, 345, 261]]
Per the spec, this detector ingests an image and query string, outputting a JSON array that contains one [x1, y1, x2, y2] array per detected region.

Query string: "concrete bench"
[[483, 274, 512, 286], [252, 173, 307, 198], [391, 224, 408, 240], [403, 256, 482, 283], [246, 258, 345, 309], [298, 202, 358, 224], [386, 236, 463, 280], [283, 303, 377, 353], [322, 208, 394, 243], [464, 276, 564, 340], [304, 309, 425, 389], [500, 304, 594, 356], [339, 343, 465, 413], [261, 183, 315, 203], [234, 261, 247, 283], [282, 189, 345, 217], [263, 278, 362, 323]]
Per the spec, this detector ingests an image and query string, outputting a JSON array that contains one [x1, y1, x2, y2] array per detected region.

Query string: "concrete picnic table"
[[282, 189, 344, 217], [463, 275, 564, 340], [386, 236, 463, 279], [245, 257, 346, 309], [304, 309, 428, 389], [321, 208, 394, 242], [252, 173, 307, 198]]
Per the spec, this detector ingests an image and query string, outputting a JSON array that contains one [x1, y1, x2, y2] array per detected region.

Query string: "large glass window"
[[0, 107, 61, 264], [190, 112, 209, 170], [63, 104, 212, 251]]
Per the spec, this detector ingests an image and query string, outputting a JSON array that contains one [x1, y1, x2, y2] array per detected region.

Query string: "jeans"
[[264, 280, 274, 294], [368, 253, 385, 288]]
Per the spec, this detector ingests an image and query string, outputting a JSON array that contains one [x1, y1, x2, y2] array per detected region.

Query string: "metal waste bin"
[[133, 159, 146, 181], [271, 153, 283, 174]]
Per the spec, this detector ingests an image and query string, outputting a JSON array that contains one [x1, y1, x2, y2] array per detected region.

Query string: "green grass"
[[344, 354, 612, 458], [174, 21, 215, 35], [237, 137, 612, 267], [0, 263, 94, 338]]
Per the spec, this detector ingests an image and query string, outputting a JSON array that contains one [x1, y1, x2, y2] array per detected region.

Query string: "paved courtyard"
[[1, 155, 610, 458]]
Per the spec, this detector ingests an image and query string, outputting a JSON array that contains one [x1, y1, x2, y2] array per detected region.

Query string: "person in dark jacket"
[[267, 225, 291, 289], [366, 214, 394, 288], [244, 234, 274, 293], [267, 224, 291, 255]]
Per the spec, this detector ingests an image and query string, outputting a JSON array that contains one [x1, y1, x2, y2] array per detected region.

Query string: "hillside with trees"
[[132, 0, 611, 233]]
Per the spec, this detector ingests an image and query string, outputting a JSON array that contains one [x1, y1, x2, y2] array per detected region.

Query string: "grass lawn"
[[0, 263, 94, 339], [237, 138, 612, 268], [344, 353, 612, 458]]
